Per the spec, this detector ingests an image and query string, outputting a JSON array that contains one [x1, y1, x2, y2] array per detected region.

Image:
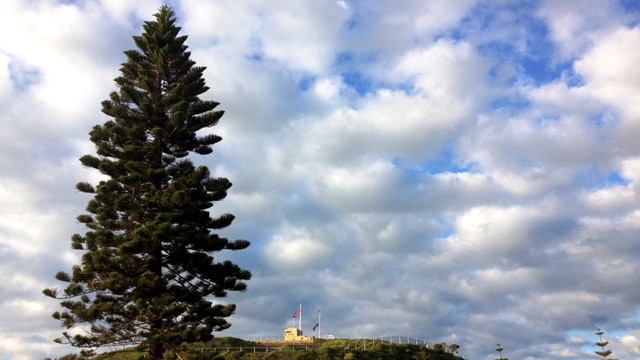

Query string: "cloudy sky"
[[1, 0, 640, 359]]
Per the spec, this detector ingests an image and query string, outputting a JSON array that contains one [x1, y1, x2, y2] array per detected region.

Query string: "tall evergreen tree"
[[495, 343, 507, 360], [594, 328, 616, 360], [43, 6, 251, 359]]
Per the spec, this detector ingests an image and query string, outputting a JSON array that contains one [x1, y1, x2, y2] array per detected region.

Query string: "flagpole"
[[299, 303, 302, 331], [318, 310, 321, 339]]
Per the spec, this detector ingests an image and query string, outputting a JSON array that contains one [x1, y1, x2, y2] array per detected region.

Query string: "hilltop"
[[49, 337, 464, 360]]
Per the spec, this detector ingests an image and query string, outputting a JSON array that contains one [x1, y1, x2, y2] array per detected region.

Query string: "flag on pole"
[[313, 323, 319, 331], [293, 310, 299, 317]]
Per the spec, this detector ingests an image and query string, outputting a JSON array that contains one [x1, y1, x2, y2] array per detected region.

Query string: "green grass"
[[52, 337, 463, 360]]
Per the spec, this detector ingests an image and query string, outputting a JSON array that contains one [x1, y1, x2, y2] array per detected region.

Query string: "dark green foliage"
[[43, 354, 81, 360], [495, 343, 507, 360], [594, 328, 614, 359], [44, 6, 250, 359]]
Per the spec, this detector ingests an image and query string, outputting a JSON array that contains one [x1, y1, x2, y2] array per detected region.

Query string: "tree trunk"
[[149, 342, 164, 359]]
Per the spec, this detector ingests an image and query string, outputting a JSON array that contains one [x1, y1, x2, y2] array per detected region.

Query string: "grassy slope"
[[82, 337, 463, 360]]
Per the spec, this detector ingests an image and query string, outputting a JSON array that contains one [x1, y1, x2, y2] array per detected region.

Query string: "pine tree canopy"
[[594, 328, 615, 360], [43, 6, 251, 359]]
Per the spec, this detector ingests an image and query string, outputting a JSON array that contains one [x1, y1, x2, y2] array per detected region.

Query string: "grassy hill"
[[50, 337, 464, 360]]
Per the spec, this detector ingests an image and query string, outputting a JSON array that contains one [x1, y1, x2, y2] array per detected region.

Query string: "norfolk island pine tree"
[[43, 6, 251, 359]]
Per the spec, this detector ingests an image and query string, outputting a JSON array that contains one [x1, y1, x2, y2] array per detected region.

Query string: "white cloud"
[[0, 52, 11, 99], [100, 0, 162, 24], [264, 226, 333, 270], [432, 205, 551, 267], [180, 0, 350, 74], [392, 39, 490, 101], [460, 111, 607, 198], [537, 0, 627, 60], [342, 0, 479, 66], [312, 76, 344, 102], [583, 157, 640, 213], [574, 27, 640, 156]]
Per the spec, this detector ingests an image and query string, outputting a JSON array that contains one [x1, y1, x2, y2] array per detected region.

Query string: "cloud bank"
[[1, 1, 640, 359]]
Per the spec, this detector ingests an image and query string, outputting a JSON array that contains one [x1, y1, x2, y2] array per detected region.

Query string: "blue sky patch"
[[8, 59, 41, 92], [489, 94, 530, 114], [437, 218, 454, 238], [574, 166, 629, 190], [341, 70, 372, 95], [588, 110, 619, 130], [297, 75, 317, 92], [393, 147, 473, 176], [621, 0, 640, 13], [333, 51, 382, 95], [245, 36, 264, 63]]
